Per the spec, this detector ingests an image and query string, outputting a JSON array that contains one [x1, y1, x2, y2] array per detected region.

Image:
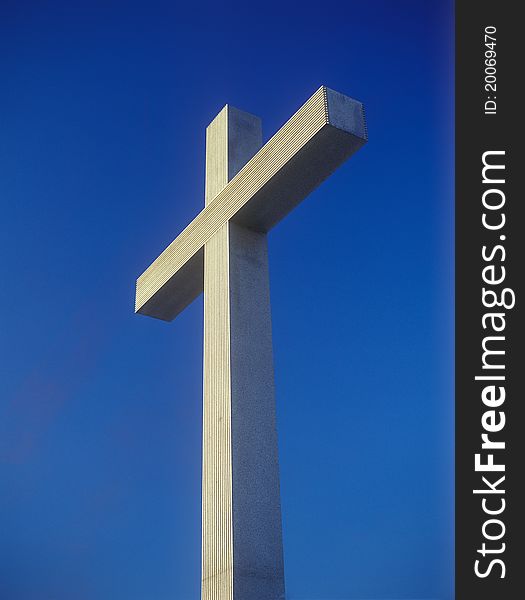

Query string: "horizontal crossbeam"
[[135, 86, 367, 321]]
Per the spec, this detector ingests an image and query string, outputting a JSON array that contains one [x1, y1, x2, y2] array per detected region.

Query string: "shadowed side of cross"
[[135, 86, 367, 600]]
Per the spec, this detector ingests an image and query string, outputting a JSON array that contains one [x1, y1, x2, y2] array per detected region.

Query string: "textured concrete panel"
[[135, 86, 367, 321], [202, 106, 284, 600], [205, 106, 262, 205], [229, 222, 285, 600], [202, 222, 234, 600], [136, 86, 368, 600]]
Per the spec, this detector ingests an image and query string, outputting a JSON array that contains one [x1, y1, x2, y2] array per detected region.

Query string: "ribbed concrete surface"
[[202, 222, 234, 600], [202, 106, 238, 599], [202, 106, 284, 600], [135, 86, 367, 320], [135, 86, 367, 599]]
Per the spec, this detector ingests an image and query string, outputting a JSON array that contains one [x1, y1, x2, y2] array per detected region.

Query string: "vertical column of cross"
[[202, 106, 236, 600], [202, 105, 285, 600]]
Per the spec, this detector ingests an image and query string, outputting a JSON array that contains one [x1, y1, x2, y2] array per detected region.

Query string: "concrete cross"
[[135, 86, 367, 600]]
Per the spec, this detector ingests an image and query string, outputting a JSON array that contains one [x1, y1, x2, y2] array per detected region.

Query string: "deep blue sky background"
[[0, 1, 454, 599]]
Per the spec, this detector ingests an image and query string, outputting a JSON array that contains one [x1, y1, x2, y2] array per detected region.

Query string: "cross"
[[135, 86, 367, 600]]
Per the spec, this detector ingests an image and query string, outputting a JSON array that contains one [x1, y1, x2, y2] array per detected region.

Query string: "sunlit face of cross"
[[135, 86, 367, 600]]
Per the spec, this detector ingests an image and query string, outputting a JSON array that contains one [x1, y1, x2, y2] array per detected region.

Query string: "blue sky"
[[0, 1, 454, 598]]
